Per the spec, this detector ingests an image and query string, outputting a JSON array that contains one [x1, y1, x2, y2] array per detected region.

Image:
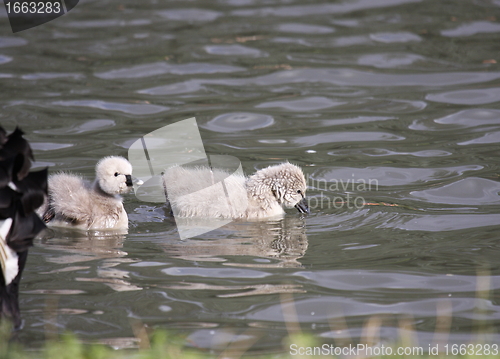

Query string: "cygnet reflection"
[[162, 216, 308, 268], [38, 229, 140, 292]]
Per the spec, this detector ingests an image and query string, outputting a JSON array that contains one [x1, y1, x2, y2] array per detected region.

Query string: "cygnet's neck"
[[93, 179, 118, 198], [245, 174, 281, 212]]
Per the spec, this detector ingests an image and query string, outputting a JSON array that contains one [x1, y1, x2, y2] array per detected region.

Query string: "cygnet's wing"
[[164, 166, 228, 196], [47, 173, 93, 225]]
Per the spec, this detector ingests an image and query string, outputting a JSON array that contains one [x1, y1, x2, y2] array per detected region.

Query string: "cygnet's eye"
[[114, 172, 119, 177]]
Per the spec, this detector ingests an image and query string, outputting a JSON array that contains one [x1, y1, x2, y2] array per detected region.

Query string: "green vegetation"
[[1, 325, 205, 359], [1, 322, 499, 359]]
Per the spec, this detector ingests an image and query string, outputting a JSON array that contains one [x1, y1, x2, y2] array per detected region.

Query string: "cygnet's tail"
[[44, 173, 93, 226]]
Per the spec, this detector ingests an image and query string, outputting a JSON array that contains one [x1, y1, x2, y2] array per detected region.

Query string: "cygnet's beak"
[[295, 197, 309, 214], [125, 175, 133, 187]]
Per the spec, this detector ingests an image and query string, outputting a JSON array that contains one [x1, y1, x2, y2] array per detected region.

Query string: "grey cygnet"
[[163, 162, 309, 219], [38, 156, 134, 230]]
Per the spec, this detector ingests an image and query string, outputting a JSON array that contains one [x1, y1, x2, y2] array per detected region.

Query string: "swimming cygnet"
[[39, 156, 134, 230], [163, 162, 309, 219]]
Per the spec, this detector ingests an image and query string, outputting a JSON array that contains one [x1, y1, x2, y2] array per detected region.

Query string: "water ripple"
[[410, 109, 500, 131], [426, 88, 500, 105], [256, 96, 345, 111], [311, 165, 482, 187], [96, 62, 243, 79], [21, 73, 84, 80], [277, 23, 335, 34], [138, 80, 205, 95], [369, 31, 422, 43], [34, 119, 116, 135], [358, 53, 425, 68], [204, 44, 266, 57], [458, 131, 500, 145], [435, 109, 500, 127], [383, 213, 500, 231], [247, 296, 495, 322], [63, 19, 152, 28], [294, 132, 404, 146], [142, 68, 500, 91], [362, 98, 427, 113], [163, 267, 270, 279], [328, 148, 451, 157], [157, 9, 222, 21], [442, 21, 500, 37], [231, 0, 422, 17], [53, 100, 169, 115], [0, 36, 28, 48], [410, 177, 500, 205], [320, 116, 395, 126], [0, 55, 12, 64], [203, 112, 274, 132], [30, 142, 74, 151], [295, 270, 500, 292]]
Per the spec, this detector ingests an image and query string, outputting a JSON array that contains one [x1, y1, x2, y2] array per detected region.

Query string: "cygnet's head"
[[95, 156, 134, 195], [247, 162, 309, 214]]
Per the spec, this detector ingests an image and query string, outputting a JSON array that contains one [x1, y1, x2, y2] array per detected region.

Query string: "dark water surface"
[[2, 0, 500, 353]]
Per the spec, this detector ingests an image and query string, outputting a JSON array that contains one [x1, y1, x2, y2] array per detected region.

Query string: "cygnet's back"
[[163, 162, 308, 220], [39, 156, 134, 230], [164, 166, 248, 218]]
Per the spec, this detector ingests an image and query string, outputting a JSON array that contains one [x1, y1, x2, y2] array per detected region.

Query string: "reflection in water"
[[165, 282, 305, 298], [163, 216, 308, 268], [159, 216, 308, 297], [38, 228, 140, 292], [39, 228, 128, 263]]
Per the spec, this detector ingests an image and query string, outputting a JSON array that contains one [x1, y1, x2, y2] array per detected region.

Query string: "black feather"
[[0, 125, 47, 330]]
